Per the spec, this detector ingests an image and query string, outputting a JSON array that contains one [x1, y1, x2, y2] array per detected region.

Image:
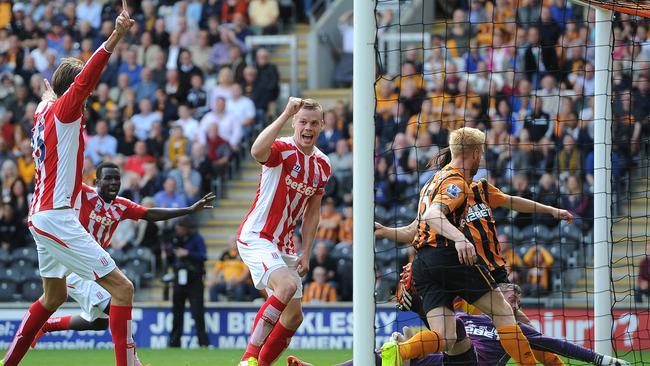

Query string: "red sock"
[[42, 315, 72, 333], [242, 295, 287, 360], [2, 300, 54, 366], [109, 305, 135, 366], [258, 322, 296, 366]]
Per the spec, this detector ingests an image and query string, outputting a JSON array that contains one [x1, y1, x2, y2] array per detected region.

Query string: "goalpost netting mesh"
[[372, 0, 650, 363]]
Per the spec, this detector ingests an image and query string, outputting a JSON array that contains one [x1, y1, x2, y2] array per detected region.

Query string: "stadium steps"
[[270, 24, 311, 91], [301, 88, 352, 109]]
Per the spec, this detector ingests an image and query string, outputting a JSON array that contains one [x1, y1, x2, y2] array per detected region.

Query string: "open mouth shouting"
[[301, 132, 314, 145]]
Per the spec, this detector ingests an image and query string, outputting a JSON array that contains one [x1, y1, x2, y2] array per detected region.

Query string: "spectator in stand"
[[10, 179, 29, 223], [108, 73, 130, 107], [82, 157, 96, 186], [523, 246, 555, 296], [0, 201, 26, 251], [118, 49, 143, 87], [205, 124, 232, 177], [221, 0, 248, 24], [136, 31, 162, 69], [536, 74, 560, 118], [561, 174, 592, 231], [208, 238, 255, 302], [240, 66, 266, 112], [200, 0, 221, 29], [556, 133, 583, 179], [168, 154, 202, 202], [231, 12, 253, 43], [524, 26, 558, 86], [227, 83, 256, 136], [14, 140, 34, 187], [125, 141, 155, 177], [186, 74, 208, 115], [178, 17, 199, 48], [131, 98, 162, 141], [210, 27, 247, 71], [498, 234, 523, 284], [166, 31, 184, 71], [636, 242, 650, 302], [30, 37, 55, 73], [154, 87, 179, 123], [134, 68, 158, 102], [173, 103, 201, 142], [249, 0, 279, 35], [0, 159, 17, 201], [328, 139, 353, 185], [165, 125, 191, 168], [178, 49, 203, 101], [317, 109, 344, 155], [116, 121, 138, 157], [632, 75, 650, 124], [303, 267, 338, 304], [316, 197, 342, 244], [254, 47, 279, 108], [523, 97, 554, 143], [155, 177, 189, 209], [86, 120, 118, 165], [511, 173, 534, 230], [200, 97, 242, 151], [76, 0, 103, 29], [89, 83, 114, 123], [306, 242, 338, 284], [338, 206, 353, 246], [334, 10, 354, 87], [189, 143, 213, 193], [189, 30, 214, 74], [210, 67, 235, 107], [132, 196, 162, 271]]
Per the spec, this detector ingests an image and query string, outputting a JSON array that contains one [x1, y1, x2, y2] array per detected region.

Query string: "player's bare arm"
[[104, 0, 135, 52], [375, 220, 418, 243], [502, 195, 574, 224], [423, 202, 477, 266], [143, 192, 216, 221], [297, 193, 323, 277], [251, 97, 304, 163]]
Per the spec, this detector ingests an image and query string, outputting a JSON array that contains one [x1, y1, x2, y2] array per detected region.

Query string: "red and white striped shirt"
[[76, 184, 148, 249], [238, 137, 331, 255], [29, 44, 112, 216]]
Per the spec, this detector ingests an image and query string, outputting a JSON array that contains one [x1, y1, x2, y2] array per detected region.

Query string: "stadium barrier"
[[0, 304, 646, 350]]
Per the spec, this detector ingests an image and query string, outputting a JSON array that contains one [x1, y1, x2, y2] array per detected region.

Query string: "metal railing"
[[377, 32, 432, 76]]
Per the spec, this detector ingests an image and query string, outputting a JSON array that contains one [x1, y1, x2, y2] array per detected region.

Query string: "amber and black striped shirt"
[[412, 165, 469, 250], [463, 179, 508, 270]]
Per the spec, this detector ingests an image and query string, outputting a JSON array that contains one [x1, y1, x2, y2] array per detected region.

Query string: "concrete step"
[[204, 218, 243, 227], [228, 180, 259, 189], [302, 88, 352, 108]]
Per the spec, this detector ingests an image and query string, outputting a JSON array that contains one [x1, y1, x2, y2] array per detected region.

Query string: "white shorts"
[[29, 209, 116, 281], [237, 236, 303, 299], [66, 273, 111, 322]]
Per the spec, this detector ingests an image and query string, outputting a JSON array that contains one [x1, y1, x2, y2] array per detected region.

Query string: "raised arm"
[[54, 6, 134, 123], [375, 220, 418, 244], [143, 192, 215, 221], [251, 97, 303, 163], [502, 194, 574, 224]]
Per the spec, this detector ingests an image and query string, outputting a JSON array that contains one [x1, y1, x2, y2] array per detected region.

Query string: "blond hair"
[[498, 282, 522, 296], [448, 127, 485, 158], [300, 98, 324, 119]]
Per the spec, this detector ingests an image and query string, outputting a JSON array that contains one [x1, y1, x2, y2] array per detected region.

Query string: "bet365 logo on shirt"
[[89, 210, 115, 227]]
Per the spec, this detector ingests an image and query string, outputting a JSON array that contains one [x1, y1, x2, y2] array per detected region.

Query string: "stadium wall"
[[0, 304, 646, 350]]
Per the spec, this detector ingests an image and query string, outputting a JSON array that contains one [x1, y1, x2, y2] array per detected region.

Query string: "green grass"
[[6, 348, 352, 366], [6, 349, 650, 365]]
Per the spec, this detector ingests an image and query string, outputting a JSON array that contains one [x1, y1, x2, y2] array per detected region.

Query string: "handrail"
[[245, 35, 298, 96]]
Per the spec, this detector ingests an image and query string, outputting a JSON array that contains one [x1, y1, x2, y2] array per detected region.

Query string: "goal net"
[[371, 0, 650, 363]]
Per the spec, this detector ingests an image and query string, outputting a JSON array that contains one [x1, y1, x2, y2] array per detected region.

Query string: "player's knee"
[[112, 277, 135, 304], [284, 310, 304, 329], [41, 290, 67, 310], [274, 281, 298, 301]]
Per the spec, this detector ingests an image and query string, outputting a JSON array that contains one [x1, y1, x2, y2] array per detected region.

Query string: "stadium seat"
[[120, 267, 141, 290], [10, 246, 38, 263], [126, 247, 155, 274], [124, 258, 151, 280], [0, 249, 10, 267], [20, 279, 43, 302], [330, 244, 352, 261], [106, 247, 127, 266], [10, 259, 37, 282], [0, 268, 15, 281], [0, 280, 17, 302]]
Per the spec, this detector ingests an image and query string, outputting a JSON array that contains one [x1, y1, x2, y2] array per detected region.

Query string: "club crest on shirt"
[[271, 252, 279, 260], [95, 202, 102, 212], [292, 164, 301, 173], [446, 183, 461, 198]]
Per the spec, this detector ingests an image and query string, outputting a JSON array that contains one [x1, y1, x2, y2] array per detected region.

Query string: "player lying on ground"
[[375, 127, 539, 365], [237, 97, 331, 366], [1, 4, 136, 366], [30, 162, 214, 347], [377, 146, 574, 325], [287, 283, 629, 366]]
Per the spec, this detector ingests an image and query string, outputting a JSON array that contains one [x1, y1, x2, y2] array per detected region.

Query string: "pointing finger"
[[122, 0, 129, 16]]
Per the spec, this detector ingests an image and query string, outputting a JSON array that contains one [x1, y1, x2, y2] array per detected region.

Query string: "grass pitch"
[[6, 348, 650, 365]]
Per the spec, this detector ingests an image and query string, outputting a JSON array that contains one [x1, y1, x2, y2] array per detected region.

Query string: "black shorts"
[[490, 266, 510, 284], [412, 246, 496, 313]]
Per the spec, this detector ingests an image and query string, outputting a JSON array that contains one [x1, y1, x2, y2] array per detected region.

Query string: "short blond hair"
[[300, 98, 323, 119], [449, 127, 485, 158]]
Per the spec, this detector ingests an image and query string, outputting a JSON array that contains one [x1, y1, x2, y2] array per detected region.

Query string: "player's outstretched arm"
[[502, 195, 574, 224], [296, 193, 323, 276], [251, 97, 304, 163], [143, 192, 216, 221], [423, 203, 477, 265], [375, 220, 418, 243]]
